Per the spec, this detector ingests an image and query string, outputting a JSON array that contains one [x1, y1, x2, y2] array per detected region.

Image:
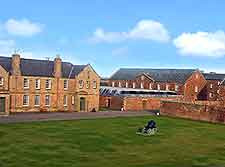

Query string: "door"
[[142, 100, 147, 111], [0, 97, 5, 113], [107, 99, 111, 108], [80, 97, 86, 112]]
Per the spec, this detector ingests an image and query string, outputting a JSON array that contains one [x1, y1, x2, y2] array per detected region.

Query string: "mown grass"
[[0, 116, 225, 167]]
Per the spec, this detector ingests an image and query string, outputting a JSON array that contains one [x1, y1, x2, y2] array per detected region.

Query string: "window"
[[23, 95, 29, 106], [87, 71, 90, 79], [209, 93, 213, 98], [45, 95, 50, 106], [86, 81, 90, 89], [210, 84, 213, 89], [71, 96, 75, 105], [166, 84, 169, 90], [157, 84, 160, 90], [35, 79, 40, 89], [93, 81, 97, 89], [34, 95, 40, 106], [112, 82, 115, 87], [141, 75, 145, 80], [63, 95, 67, 106], [64, 80, 68, 90], [175, 85, 179, 91], [118, 82, 121, 87], [0, 77, 3, 86], [133, 82, 136, 88], [46, 79, 51, 89], [141, 82, 144, 89], [126, 82, 128, 88], [24, 78, 29, 89], [149, 83, 152, 90], [196, 74, 199, 79], [79, 80, 84, 89], [195, 86, 198, 93]]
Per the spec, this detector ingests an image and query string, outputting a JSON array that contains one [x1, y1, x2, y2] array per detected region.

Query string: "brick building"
[[106, 68, 208, 101], [0, 54, 100, 114]]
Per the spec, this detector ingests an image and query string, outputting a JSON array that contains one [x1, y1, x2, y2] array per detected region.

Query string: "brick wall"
[[160, 100, 225, 124], [99, 96, 123, 110]]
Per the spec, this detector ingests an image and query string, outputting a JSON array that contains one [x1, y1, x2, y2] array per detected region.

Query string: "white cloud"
[[4, 19, 44, 37], [173, 31, 225, 57], [90, 20, 170, 43]]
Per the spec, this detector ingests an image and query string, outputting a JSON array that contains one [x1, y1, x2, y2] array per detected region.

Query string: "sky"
[[1, 0, 225, 77]]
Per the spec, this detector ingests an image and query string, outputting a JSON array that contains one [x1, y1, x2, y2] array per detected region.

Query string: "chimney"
[[54, 54, 62, 78], [11, 54, 21, 76]]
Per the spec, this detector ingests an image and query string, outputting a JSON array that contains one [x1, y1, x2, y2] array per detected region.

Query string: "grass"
[[0, 116, 225, 167]]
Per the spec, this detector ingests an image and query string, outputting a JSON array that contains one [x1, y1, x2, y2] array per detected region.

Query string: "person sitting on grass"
[[144, 120, 156, 133]]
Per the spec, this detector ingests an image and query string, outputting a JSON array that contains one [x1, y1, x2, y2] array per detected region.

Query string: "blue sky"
[[1, 0, 225, 77]]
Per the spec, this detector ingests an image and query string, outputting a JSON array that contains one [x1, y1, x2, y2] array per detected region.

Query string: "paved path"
[[0, 111, 153, 124]]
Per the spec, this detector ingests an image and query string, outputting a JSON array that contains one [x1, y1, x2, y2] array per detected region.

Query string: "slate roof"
[[0, 56, 87, 78], [110, 68, 196, 84], [203, 73, 225, 81]]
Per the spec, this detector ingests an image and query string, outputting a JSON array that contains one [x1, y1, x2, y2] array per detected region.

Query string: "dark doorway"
[[80, 97, 86, 111], [0, 97, 5, 113], [107, 99, 111, 108], [142, 100, 147, 110]]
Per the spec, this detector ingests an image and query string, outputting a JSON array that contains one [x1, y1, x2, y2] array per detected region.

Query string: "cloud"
[[89, 20, 170, 43], [4, 19, 44, 37], [173, 31, 225, 57]]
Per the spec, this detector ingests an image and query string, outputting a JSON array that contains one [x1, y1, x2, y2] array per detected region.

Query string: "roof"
[[110, 68, 196, 84], [0, 56, 87, 78], [203, 73, 225, 81]]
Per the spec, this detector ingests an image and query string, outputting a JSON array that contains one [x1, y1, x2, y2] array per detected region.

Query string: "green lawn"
[[0, 116, 225, 167]]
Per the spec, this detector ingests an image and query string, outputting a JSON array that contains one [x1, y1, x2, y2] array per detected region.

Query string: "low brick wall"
[[99, 96, 123, 110], [160, 100, 225, 124]]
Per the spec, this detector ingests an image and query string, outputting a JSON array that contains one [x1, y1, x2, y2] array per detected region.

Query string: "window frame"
[[46, 79, 52, 90], [0, 77, 4, 86], [93, 81, 97, 89], [63, 95, 68, 106], [45, 95, 50, 106], [23, 95, 29, 106], [64, 80, 68, 90], [34, 95, 40, 106], [195, 86, 198, 93], [23, 78, 29, 89], [71, 96, 75, 105], [35, 79, 40, 90], [79, 80, 84, 89]]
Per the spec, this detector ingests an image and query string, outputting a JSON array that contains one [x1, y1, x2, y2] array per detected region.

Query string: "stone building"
[[0, 54, 100, 114]]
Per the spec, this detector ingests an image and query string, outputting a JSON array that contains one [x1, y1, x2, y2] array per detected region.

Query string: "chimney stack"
[[54, 54, 62, 78], [11, 54, 21, 76]]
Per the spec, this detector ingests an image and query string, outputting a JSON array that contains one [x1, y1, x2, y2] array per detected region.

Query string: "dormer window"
[[46, 79, 51, 89], [24, 78, 29, 89], [0, 77, 3, 86]]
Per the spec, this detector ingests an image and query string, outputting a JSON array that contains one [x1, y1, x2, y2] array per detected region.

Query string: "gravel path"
[[0, 111, 153, 124]]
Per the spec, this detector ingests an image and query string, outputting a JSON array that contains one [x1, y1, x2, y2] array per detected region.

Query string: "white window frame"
[[149, 83, 152, 90], [63, 95, 68, 106], [34, 95, 40, 106], [93, 81, 97, 89], [45, 95, 50, 106], [210, 84, 213, 89], [35, 79, 40, 90], [125, 82, 128, 88], [166, 84, 169, 91], [175, 85, 179, 91], [71, 96, 75, 105], [23, 95, 29, 106], [46, 79, 51, 90], [157, 84, 160, 90], [133, 82, 136, 88], [79, 80, 84, 89], [86, 81, 90, 89], [24, 78, 29, 89], [118, 82, 121, 87], [141, 82, 144, 89], [195, 86, 198, 93], [112, 82, 115, 87], [64, 80, 68, 90], [209, 93, 213, 98], [0, 77, 4, 86]]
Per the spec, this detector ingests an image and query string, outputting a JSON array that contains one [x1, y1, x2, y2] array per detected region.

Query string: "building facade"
[[0, 54, 100, 114]]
